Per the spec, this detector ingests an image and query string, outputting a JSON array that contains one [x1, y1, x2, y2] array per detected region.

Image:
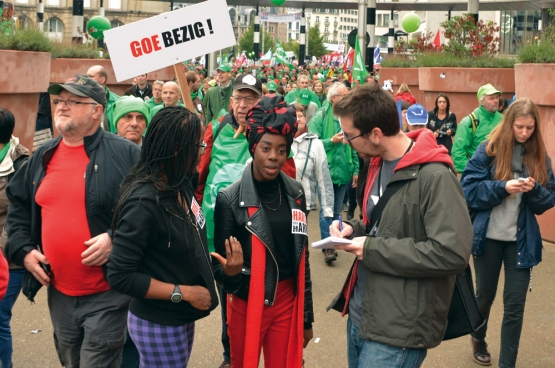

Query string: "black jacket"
[[124, 84, 153, 101], [427, 110, 457, 154], [107, 183, 218, 326], [6, 128, 140, 266], [213, 164, 314, 329]]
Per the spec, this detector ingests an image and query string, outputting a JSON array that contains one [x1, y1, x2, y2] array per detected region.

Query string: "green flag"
[[275, 41, 294, 70], [353, 37, 369, 84]]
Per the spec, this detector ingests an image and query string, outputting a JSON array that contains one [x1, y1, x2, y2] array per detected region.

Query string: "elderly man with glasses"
[[309, 82, 359, 264], [6, 75, 140, 368]]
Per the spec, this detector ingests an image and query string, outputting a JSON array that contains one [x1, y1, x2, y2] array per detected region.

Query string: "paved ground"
[[11, 208, 555, 367]]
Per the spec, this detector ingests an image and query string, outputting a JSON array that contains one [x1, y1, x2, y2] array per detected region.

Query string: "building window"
[[16, 0, 29, 4], [84, 0, 90, 8], [46, 18, 63, 42], [46, 0, 59, 6], [316, 16, 319, 22], [269, 25, 274, 33], [108, 0, 121, 10], [229, 9, 236, 25], [18, 15, 34, 28], [110, 20, 123, 28]]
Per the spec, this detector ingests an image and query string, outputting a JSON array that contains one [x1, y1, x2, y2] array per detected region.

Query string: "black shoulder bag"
[[369, 164, 485, 342]]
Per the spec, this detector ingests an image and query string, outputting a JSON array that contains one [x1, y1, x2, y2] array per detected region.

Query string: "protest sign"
[[104, 0, 236, 82], [260, 12, 301, 23], [324, 43, 345, 53]]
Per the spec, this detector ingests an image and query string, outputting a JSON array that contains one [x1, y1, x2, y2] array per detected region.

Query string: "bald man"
[[86, 65, 120, 133], [149, 82, 185, 119]]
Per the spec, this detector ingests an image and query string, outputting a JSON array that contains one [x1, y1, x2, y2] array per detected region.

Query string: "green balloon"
[[270, 0, 286, 6], [87, 16, 111, 40], [402, 13, 420, 33]]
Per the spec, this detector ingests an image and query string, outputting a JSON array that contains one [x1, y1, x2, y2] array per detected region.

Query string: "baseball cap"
[[406, 104, 428, 125], [477, 83, 502, 101], [113, 96, 151, 129], [267, 80, 277, 92], [298, 89, 311, 105], [233, 74, 262, 95], [48, 74, 106, 107], [216, 65, 232, 73], [208, 79, 217, 87]]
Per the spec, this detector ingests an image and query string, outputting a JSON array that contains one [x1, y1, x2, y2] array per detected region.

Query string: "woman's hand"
[[183, 285, 211, 310], [303, 328, 313, 348], [505, 179, 524, 194], [446, 129, 452, 136], [329, 220, 353, 238], [211, 237, 244, 276], [520, 177, 536, 192]]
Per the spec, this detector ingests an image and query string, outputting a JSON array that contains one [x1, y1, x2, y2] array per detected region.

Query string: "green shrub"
[[51, 43, 104, 59], [0, 28, 54, 52], [518, 23, 555, 64]]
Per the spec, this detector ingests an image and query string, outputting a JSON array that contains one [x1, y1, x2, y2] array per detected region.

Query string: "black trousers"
[[471, 239, 530, 368]]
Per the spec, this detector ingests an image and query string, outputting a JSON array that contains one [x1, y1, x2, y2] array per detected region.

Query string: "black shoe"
[[471, 337, 491, 366], [346, 208, 355, 221], [324, 249, 337, 263]]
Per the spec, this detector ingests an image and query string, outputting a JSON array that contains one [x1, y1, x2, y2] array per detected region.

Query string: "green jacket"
[[203, 82, 234, 123], [285, 88, 322, 108], [308, 108, 358, 185], [146, 98, 163, 109], [149, 101, 185, 120], [105, 87, 120, 133], [329, 160, 472, 348], [451, 105, 503, 173]]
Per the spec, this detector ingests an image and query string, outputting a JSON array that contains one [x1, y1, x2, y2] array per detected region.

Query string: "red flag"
[[433, 30, 441, 48]]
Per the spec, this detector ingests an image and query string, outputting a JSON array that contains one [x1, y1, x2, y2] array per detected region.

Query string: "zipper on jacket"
[[94, 165, 99, 199], [245, 225, 279, 305]]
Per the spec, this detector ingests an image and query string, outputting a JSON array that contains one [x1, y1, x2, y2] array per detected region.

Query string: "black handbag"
[[442, 266, 486, 341], [22, 269, 43, 303]]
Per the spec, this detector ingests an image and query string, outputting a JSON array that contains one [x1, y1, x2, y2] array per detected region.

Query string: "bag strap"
[[300, 138, 313, 180], [469, 112, 480, 136], [367, 179, 406, 234]]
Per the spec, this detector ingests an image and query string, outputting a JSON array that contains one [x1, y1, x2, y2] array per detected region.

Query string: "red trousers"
[[227, 278, 296, 368]]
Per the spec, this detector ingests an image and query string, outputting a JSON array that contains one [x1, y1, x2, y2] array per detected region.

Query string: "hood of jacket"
[[396, 129, 454, 172]]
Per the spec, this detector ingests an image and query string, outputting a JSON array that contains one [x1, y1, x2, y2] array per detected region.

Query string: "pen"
[[338, 214, 343, 232]]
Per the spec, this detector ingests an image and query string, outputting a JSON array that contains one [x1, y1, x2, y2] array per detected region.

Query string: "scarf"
[[190, 91, 198, 101], [323, 104, 352, 165], [0, 142, 10, 164]]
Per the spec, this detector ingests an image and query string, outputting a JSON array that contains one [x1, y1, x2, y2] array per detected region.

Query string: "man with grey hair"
[[146, 80, 164, 109], [86, 65, 120, 133], [309, 82, 359, 263], [149, 81, 184, 119], [451, 83, 503, 173], [285, 74, 321, 108]]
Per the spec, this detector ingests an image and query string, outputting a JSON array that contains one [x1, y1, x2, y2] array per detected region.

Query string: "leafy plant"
[[441, 14, 500, 57], [517, 8, 555, 63], [51, 42, 104, 58], [0, 28, 54, 52], [381, 53, 516, 68]]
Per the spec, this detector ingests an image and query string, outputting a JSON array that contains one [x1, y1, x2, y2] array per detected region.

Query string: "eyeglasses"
[[232, 96, 257, 104], [344, 131, 363, 143], [53, 99, 98, 108], [197, 141, 207, 154]]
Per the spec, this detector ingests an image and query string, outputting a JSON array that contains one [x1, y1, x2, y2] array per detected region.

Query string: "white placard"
[[260, 12, 302, 23], [103, 0, 236, 82], [324, 43, 345, 53]]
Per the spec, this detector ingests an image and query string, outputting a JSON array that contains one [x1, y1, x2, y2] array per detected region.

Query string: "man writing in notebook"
[[327, 84, 473, 368]]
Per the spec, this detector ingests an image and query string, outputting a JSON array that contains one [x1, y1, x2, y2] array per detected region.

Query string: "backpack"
[[469, 112, 480, 136]]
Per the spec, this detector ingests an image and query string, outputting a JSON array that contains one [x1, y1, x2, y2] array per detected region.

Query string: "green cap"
[[216, 65, 232, 73], [298, 89, 311, 105], [477, 83, 502, 100], [113, 96, 151, 129], [267, 80, 277, 92]]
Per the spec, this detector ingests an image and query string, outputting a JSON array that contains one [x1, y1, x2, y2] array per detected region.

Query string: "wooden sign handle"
[[173, 63, 195, 113]]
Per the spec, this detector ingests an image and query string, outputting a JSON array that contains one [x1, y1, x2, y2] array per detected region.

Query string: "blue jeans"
[[319, 183, 348, 239], [0, 269, 25, 368], [347, 318, 427, 368]]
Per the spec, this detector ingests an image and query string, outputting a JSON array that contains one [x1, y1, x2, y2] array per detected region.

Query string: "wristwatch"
[[170, 284, 182, 303]]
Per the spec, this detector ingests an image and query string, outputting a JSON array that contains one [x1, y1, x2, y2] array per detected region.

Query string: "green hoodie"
[[451, 105, 503, 173]]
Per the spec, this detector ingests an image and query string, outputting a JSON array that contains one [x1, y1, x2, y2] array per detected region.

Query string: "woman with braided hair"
[[107, 107, 218, 368], [212, 95, 314, 368]]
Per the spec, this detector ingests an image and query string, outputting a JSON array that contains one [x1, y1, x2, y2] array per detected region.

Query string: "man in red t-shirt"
[[6, 75, 140, 367]]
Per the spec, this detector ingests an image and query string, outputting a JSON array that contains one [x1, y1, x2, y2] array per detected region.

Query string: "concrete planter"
[[0, 50, 51, 151], [50, 59, 176, 95], [378, 68, 423, 104], [418, 67, 515, 119], [515, 63, 555, 242]]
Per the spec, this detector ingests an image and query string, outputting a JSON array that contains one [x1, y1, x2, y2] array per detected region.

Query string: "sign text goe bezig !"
[[130, 19, 214, 58]]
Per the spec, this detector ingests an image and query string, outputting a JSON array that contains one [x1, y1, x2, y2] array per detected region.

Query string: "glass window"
[[46, 0, 59, 6], [110, 20, 123, 28], [84, 0, 90, 8], [108, 0, 121, 10], [46, 18, 63, 42]]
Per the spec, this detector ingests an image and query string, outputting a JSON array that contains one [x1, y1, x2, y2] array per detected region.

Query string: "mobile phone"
[[518, 178, 529, 183]]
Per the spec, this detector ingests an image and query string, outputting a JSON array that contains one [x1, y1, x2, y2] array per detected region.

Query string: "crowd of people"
[[0, 60, 553, 368]]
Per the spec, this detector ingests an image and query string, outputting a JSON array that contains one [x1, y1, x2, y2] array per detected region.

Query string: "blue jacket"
[[461, 143, 555, 268]]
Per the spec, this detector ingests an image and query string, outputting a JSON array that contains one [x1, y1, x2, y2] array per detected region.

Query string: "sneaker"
[[218, 361, 231, 368], [324, 249, 337, 263], [470, 337, 491, 366], [342, 204, 349, 212], [346, 208, 355, 221]]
